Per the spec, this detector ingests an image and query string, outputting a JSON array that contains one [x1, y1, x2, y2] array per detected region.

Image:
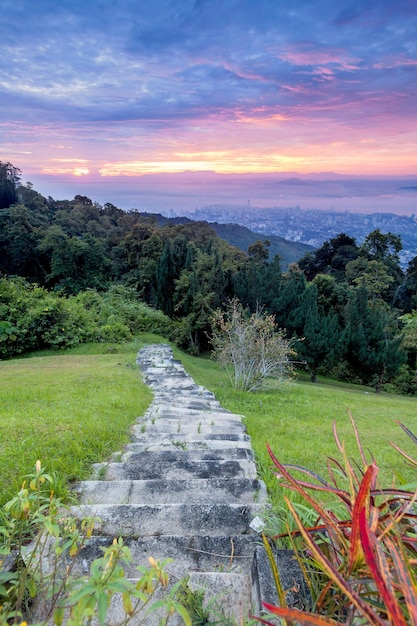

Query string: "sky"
[[1, 0, 417, 213]]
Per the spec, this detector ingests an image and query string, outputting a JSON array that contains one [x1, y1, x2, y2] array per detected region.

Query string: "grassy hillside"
[[176, 349, 417, 501], [0, 337, 163, 504], [0, 339, 415, 508]]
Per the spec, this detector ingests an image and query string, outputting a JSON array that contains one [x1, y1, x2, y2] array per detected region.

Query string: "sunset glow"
[[1, 1, 416, 210]]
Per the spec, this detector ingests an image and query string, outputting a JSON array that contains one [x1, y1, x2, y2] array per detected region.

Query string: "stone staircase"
[[71, 344, 270, 624]]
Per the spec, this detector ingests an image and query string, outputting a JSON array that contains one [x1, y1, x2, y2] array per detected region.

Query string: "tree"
[[0, 203, 47, 280], [345, 288, 405, 392], [247, 239, 270, 263], [296, 283, 346, 382], [38, 227, 111, 293], [358, 229, 403, 302], [270, 264, 307, 334], [0, 161, 21, 210], [361, 228, 402, 262], [298, 233, 358, 281], [210, 299, 295, 392], [345, 258, 395, 301], [394, 256, 417, 313]]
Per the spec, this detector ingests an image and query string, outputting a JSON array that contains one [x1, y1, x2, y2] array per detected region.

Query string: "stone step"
[[121, 448, 254, 463], [187, 571, 252, 624], [94, 572, 254, 626], [129, 432, 251, 447], [68, 534, 259, 579], [252, 545, 311, 615], [138, 403, 239, 422], [87, 573, 252, 626], [95, 458, 257, 481], [70, 503, 263, 537], [140, 407, 239, 420], [131, 420, 246, 439], [125, 438, 252, 452], [75, 477, 267, 505]]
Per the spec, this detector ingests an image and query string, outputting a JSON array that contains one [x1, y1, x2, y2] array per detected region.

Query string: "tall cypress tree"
[[155, 240, 176, 317], [345, 288, 405, 391]]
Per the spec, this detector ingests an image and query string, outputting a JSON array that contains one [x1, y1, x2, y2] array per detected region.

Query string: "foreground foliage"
[[0, 462, 190, 625], [255, 415, 417, 625]]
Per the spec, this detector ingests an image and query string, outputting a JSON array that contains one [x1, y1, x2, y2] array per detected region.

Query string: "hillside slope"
[[209, 221, 314, 268], [141, 213, 314, 269]]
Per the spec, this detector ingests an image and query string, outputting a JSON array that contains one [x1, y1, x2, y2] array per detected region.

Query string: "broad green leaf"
[[122, 591, 134, 615], [53, 606, 65, 626], [27, 576, 37, 598], [97, 591, 110, 626], [172, 601, 192, 626]]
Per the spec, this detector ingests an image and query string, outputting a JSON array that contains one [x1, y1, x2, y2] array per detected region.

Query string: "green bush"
[[0, 279, 176, 359], [97, 321, 132, 343]]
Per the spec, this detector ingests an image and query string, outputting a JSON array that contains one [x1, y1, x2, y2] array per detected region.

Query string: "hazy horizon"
[[27, 171, 417, 217], [1, 1, 416, 202]]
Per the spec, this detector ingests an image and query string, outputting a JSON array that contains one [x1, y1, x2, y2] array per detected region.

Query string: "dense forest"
[[2, 161, 417, 394]]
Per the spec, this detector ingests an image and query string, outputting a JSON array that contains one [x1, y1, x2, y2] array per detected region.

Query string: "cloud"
[[0, 0, 416, 190]]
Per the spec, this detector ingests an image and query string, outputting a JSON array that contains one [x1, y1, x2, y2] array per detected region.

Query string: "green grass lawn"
[[1, 336, 416, 509], [176, 349, 417, 502], [0, 337, 164, 504]]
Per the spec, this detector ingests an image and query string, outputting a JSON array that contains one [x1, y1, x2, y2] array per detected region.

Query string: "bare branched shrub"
[[210, 299, 296, 392]]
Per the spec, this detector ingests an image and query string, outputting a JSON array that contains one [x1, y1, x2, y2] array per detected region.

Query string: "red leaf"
[[283, 498, 387, 626], [258, 603, 341, 625], [385, 535, 417, 626], [348, 463, 378, 573], [395, 420, 417, 445], [359, 506, 408, 626], [348, 408, 367, 466], [391, 442, 417, 468]]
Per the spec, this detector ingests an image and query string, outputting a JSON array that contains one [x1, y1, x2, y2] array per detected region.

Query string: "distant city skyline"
[[1, 1, 416, 209], [26, 171, 417, 217]]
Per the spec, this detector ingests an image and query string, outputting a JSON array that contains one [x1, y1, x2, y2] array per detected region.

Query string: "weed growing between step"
[[0, 462, 191, 625], [175, 579, 259, 626]]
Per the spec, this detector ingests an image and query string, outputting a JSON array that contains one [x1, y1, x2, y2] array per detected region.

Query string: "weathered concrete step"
[[130, 432, 251, 446], [125, 438, 252, 452], [92, 573, 253, 626], [188, 571, 252, 624], [70, 534, 259, 578], [87, 574, 251, 626], [76, 477, 266, 505], [141, 407, 238, 420], [148, 392, 217, 401], [147, 385, 213, 397], [142, 401, 231, 413], [252, 545, 311, 615], [122, 448, 254, 463], [95, 458, 257, 481], [70, 503, 263, 537], [132, 421, 245, 439]]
